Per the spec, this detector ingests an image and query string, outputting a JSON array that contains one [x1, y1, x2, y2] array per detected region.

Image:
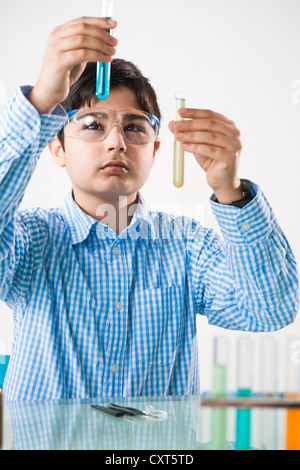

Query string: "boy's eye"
[[124, 122, 146, 133], [83, 120, 102, 130], [80, 116, 103, 131], [77, 114, 107, 132]]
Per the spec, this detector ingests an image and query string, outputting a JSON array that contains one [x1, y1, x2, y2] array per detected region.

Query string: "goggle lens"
[[65, 108, 159, 145]]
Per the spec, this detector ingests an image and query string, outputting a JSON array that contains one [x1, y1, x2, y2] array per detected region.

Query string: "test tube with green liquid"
[[173, 92, 186, 187], [235, 337, 253, 450], [211, 337, 228, 450], [96, 0, 114, 100], [212, 336, 228, 398]]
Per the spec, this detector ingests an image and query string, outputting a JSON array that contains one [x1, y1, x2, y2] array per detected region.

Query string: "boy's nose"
[[104, 124, 127, 153]]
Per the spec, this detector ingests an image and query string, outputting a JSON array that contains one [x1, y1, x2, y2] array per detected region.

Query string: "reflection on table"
[[2, 396, 201, 450], [1, 394, 300, 450]]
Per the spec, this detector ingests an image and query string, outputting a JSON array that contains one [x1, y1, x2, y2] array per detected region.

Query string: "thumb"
[[168, 120, 176, 134]]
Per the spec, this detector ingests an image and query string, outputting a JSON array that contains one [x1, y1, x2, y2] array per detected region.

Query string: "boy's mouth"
[[101, 160, 129, 174]]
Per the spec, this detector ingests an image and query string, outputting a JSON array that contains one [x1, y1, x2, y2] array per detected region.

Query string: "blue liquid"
[[96, 19, 112, 100], [96, 61, 111, 100], [0, 355, 10, 388], [235, 388, 252, 450]]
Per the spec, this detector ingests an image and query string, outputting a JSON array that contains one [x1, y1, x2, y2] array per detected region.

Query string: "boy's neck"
[[72, 190, 139, 235]]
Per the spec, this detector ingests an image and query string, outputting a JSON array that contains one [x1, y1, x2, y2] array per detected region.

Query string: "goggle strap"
[[150, 114, 160, 128], [67, 109, 79, 118]]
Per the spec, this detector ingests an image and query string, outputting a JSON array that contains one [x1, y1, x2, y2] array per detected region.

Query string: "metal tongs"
[[107, 402, 159, 419], [91, 402, 167, 422]]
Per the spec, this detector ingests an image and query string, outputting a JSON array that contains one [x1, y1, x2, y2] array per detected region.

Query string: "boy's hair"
[[58, 59, 161, 149]]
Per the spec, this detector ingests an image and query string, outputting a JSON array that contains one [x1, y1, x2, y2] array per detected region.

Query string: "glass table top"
[[1, 394, 299, 450]]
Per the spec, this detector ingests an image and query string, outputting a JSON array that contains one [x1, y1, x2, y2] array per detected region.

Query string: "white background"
[[0, 0, 300, 393]]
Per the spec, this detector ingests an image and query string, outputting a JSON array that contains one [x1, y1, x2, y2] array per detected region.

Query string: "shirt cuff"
[[0, 87, 68, 155], [210, 180, 277, 246], [20, 85, 67, 117]]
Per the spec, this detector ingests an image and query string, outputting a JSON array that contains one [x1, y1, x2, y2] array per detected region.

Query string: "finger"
[[59, 35, 116, 57], [53, 22, 118, 47], [168, 120, 176, 133], [175, 131, 241, 151], [179, 108, 234, 125], [57, 16, 117, 32], [60, 49, 114, 68], [181, 143, 238, 163], [173, 118, 240, 139]]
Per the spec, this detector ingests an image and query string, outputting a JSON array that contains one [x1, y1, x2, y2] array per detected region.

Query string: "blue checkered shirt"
[[0, 87, 298, 400]]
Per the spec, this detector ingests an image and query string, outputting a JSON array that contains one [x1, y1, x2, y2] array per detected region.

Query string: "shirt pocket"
[[131, 285, 183, 366]]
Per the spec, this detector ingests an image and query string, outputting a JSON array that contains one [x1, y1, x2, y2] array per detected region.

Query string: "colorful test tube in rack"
[[235, 337, 253, 450], [285, 337, 300, 450]]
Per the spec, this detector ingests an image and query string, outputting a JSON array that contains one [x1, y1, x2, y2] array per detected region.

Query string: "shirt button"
[[241, 222, 251, 232], [21, 129, 32, 139], [115, 302, 123, 311], [112, 247, 120, 255], [111, 364, 118, 373]]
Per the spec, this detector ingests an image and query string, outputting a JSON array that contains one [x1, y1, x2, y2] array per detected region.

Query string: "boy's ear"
[[153, 137, 161, 160], [48, 137, 66, 168]]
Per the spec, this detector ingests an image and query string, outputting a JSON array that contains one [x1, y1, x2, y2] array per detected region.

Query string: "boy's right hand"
[[27, 17, 118, 115]]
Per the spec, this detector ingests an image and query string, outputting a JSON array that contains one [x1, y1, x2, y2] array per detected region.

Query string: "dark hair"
[[58, 59, 161, 148]]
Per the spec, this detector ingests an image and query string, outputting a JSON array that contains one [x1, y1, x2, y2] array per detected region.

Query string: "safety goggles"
[[64, 107, 160, 145]]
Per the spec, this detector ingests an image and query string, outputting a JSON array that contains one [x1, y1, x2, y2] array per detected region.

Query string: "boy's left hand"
[[169, 108, 243, 204]]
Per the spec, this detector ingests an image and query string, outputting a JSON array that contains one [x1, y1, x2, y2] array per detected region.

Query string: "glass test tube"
[[260, 337, 278, 394], [236, 336, 253, 395], [0, 386, 2, 450], [96, 0, 114, 100], [173, 92, 186, 188], [212, 336, 228, 398], [259, 337, 279, 450], [211, 337, 228, 450], [235, 337, 253, 450], [285, 337, 300, 450]]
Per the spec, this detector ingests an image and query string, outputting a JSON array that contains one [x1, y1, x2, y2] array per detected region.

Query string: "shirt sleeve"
[[187, 181, 299, 331], [0, 87, 67, 307]]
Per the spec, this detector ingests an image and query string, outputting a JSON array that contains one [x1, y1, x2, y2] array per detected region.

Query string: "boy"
[[0, 17, 298, 400]]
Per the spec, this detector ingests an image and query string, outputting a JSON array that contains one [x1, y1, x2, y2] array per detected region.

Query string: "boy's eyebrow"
[[123, 112, 160, 127], [79, 110, 110, 119], [72, 109, 157, 126], [122, 113, 151, 123]]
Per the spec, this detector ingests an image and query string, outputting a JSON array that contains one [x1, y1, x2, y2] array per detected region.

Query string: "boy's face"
[[50, 87, 160, 213]]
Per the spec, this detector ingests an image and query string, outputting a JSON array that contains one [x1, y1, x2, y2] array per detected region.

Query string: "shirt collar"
[[63, 191, 97, 245], [129, 192, 156, 239], [62, 190, 156, 245]]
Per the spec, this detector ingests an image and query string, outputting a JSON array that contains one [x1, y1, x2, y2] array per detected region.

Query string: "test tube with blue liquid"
[[211, 336, 228, 449], [259, 337, 279, 450], [96, 0, 114, 100], [235, 337, 253, 450]]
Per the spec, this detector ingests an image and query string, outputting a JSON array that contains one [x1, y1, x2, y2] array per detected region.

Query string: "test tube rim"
[[175, 91, 187, 100], [101, 0, 114, 17]]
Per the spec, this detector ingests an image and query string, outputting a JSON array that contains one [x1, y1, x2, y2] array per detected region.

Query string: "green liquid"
[[212, 364, 227, 397], [173, 97, 186, 187], [235, 388, 252, 450], [211, 364, 227, 450]]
